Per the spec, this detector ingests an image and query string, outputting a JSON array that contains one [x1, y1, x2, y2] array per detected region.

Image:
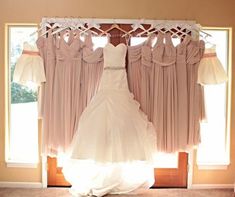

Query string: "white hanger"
[[136, 23, 155, 37], [79, 20, 101, 36], [30, 22, 53, 37], [40, 22, 61, 37], [51, 18, 72, 35], [100, 23, 131, 37], [122, 19, 146, 37]]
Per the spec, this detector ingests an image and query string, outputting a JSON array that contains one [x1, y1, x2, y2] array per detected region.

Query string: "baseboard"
[[0, 182, 43, 188], [189, 184, 234, 189]]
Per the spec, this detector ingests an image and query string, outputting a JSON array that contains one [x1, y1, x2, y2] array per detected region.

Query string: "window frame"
[[4, 23, 39, 168], [196, 27, 232, 169]]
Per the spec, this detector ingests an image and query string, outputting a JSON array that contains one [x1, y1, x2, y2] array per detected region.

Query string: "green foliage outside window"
[[10, 63, 37, 104]]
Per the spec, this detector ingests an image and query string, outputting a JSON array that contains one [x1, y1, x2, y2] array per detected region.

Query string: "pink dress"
[[152, 32, 178, 153], [175, 36, 191, 150], [127, 36, 154, 120], [52, 31, 83, 155], [186, 39, 206, 146], [37, 31, 57, 156], [81, 33, 104, 113]]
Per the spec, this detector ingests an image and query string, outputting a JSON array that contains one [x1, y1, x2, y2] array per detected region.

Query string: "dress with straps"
[[51, 30, 83, 155], [37, 30, 57, 156], [152, 32, 178, 153], [127, 35, 155, 120], [186, 39, 206, 146]]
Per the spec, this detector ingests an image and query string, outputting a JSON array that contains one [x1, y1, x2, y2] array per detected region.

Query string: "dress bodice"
[[103, 43, 127, 68], [99, 43, 129, 91]]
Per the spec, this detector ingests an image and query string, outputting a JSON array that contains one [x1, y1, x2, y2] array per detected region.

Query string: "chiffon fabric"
[[197, 46, 228, 85], [37, 31, 104, 156], [36, 30, 207, 156], [127, 34, 154, 120], [186, 39, 206, 145], [152, 33, 178, 152], [13, 42, 46, 86], [62, 43, 157, 196], [128, 33, 206, 153], [49, 31, 83, 155], [37, 32, 57, 153]]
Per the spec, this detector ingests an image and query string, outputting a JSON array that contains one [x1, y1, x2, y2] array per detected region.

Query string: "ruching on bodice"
[[83, 47, 103, 63], [186, 40, 205, 65], [55, 31, 84, 62], [152, 32, 176, 66], [80, 33, 104, 116], [141, 45, 152, 68]]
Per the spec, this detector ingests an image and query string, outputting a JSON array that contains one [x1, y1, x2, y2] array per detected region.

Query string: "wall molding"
[[189, 184, 234, 189], [0, 182, 42, 188], [41, 156, 47, 188]]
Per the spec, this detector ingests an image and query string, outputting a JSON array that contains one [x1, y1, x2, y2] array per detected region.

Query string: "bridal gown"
[[62, 43, 157, 197]]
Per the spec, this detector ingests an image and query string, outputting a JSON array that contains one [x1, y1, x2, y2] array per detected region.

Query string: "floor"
[[0, 188, 234, 197]]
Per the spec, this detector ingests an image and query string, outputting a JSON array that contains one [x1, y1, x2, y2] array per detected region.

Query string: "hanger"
[[51, 25, 69, 35], [140, 23, 168, 36], [136, 23, 155, 37], [100, 23, 131, 37], [202, 34, 215, 48], [40, 22, 61, 37], [79, 20, 102, 36], [122, 20, 146, 37], [30, 22, 56, 37]]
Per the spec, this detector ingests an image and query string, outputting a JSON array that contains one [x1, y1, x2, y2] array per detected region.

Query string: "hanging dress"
[[80, 33, 104, 114], [62, 42, 157, 197], [13, 42, 46, 87], [197, 45, 228, 85], [127, 43, 142, 104], [186, 39, 206, 146], [175, 35, 191, 151], [36, 31, 57, 155], [152, 32, 178, 153], [50, 30, 83, 156], [74, 33, 104, 134], [127, 35, 154, 121]]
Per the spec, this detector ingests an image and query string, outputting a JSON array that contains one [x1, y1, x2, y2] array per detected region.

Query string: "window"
[[80, 35, 108, 49], [197, 28, 231, 168], [6, 25, 39, 166]]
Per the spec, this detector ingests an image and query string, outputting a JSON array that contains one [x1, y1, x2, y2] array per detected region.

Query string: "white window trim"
[[6, 160, 39, 168], [4, 23, 39, 167], [196, 27, 232, 169], [197, 164, 229, 170]]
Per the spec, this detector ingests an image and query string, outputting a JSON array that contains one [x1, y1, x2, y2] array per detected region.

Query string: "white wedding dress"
[[62, 43, 157, 197]]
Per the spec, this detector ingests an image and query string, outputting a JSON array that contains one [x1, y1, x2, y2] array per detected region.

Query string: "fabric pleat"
[[127, 33, 206, 153]]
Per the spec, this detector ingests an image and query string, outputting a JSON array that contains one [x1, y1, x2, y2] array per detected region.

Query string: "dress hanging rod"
[[41, 17, 200, 30], [42, 17, 196, 25]]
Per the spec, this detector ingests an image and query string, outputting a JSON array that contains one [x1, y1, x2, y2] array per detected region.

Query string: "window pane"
[[197, 29, 229, 165], [8, 26, 39, 163], [130, 36, 180, 47], [80, 36, 108, 49]]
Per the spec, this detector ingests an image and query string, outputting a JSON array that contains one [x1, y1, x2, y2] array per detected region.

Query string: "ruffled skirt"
[[62, 89, 157, 196]]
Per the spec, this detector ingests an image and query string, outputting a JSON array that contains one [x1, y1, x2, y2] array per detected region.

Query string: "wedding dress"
[[62, 43, 157, 197]]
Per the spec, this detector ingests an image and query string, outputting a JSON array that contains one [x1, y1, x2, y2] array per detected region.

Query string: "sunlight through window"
[[8, 26, 39, 164], [197, 29, 229, 167]]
